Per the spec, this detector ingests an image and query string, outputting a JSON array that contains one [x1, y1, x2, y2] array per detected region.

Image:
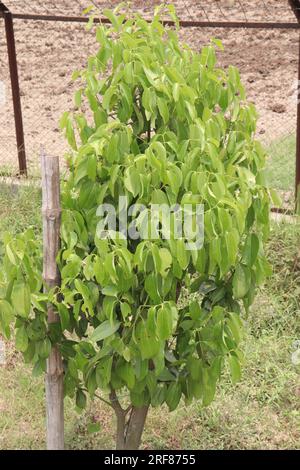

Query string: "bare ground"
[[0, 0, 299, 174]]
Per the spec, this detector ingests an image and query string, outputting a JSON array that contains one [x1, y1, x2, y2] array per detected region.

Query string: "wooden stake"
[[41, 150, 64, 450]]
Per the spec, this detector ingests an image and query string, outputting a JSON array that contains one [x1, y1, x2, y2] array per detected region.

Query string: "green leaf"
[[102, 86, 116, 111], [159, 248, 172, 276], [202, 366, 217, 406], [156, 305, 173, 340], [143, 66, 158, 86], [151, 384, 166, 407], [151, 189, 169, 205], [74, 279, 94, 315], [83, 6, 94, 15], [165, 382, 181, 411], [6, 243, 18, 265], [61, 254, 81, 279], [0, 299, 14, 334], [74, 89, 82, 108], [242, 233, 259, 267], [135, 321, 161, 360], [120, 302, 131, 319], [225, 229, 239, 267], [90, 320, 120, 343], [189, 122, 204, 151], [87, 154, 97, 181], [103, 253, 118, 284], [124, 167, 141, 197], [101, 286, 119, 297], [66, 117, 77, 150], [87, 422, 101, 434], [37, 337, 52, 359], [32, 358, 46, 377], [117, 362, 135, 389], [11, 281, 31, 318], [15, 325, 28, 352], [157, 97, 169, 124], [228, 354, 241, 384], [211, 38, 224, 50], [187, 356, 201, 380], [269, 188, 282, 207], [173, 83, 180, 102], [176, 239, 189, 270], [232, 264, 251, 299], [103, 8, 121, 31], [76, 389, 87, 409], [226, 312, 243, 345], [145, 273, 161, 303]]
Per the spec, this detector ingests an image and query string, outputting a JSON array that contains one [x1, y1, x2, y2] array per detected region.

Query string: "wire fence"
[[0, 0, 299, 209], [1, 0, 299, 22]]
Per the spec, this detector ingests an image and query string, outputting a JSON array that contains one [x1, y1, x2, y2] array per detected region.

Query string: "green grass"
[[266, 134, 295, 192], [0, 182, 299, 449], [0, 181, 41, 235]]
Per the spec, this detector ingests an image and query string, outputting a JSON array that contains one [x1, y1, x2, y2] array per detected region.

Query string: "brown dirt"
[[0, 0, 299, 173]]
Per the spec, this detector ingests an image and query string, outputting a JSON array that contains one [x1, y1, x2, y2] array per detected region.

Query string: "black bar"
[[3, 9, 27, 175], [0, 11, 299, 29]]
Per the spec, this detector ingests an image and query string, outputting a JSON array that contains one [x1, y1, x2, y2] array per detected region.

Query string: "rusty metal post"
[[296, 35, 300, 208], [1, 2, 27, 175], [289, 1, 300, 207]]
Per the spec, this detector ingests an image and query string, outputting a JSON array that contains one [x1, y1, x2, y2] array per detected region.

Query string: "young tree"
[[0, 6, 274, 450]]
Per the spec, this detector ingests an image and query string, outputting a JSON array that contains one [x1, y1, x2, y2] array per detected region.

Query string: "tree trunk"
[[110, 391, 149, 450], [116, 405, 149, 450], [41, 151, 64, 450]]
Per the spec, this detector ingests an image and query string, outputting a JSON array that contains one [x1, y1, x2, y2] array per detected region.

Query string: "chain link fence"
[[0, 1, 299, 207]]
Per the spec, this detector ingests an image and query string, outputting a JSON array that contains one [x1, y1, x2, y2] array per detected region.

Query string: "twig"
[[93, 391, 114, 409]]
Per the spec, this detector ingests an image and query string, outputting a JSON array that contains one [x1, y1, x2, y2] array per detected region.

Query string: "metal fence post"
[[296, 34, 300, 209], [289, 1, 300, 207], [1, 2, 27, 175]]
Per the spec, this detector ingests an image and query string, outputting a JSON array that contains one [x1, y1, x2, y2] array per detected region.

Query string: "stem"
[[121, 405, 149, 450], [176, 281, 182, 302], [109, 390, 149, 450], [86, 390, 114, 409], [109, 390, 127, 449], [147, 121, 151, 142]]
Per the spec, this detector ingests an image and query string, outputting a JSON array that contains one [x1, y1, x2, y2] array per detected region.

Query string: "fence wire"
[[0, 1, 299, 210], [2, 1, 299, 22]]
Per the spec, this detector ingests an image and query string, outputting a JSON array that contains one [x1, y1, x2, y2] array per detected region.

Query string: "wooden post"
[[41, 150, 64, 450]]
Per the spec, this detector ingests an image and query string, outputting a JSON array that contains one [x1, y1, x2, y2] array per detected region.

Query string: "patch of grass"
[[0, 165, 18, 178], [0, 189, 299, 449], [0, 181, 41, 236], [0, 163, 44, 180], [266, 134, 295, 192]]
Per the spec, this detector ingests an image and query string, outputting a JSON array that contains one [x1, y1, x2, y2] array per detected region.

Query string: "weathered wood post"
[[41, 150, 64, 450]]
